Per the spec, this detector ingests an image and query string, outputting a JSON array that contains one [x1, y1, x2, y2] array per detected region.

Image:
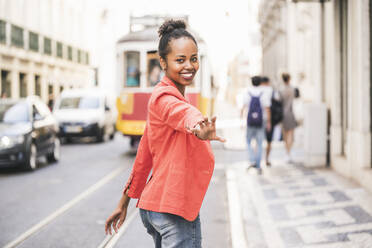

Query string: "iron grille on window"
[[57, 42, 63, 58], [11, 25, 23, 48], [0, 20, 5, 44], [44, 37, 51, 55], [29, 32, 38, 52], [68, 46, 72, 60]]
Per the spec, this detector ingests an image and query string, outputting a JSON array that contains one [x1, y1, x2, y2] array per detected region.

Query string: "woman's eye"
[[191, 57, 198, 62], [176, 59, 184, 63]]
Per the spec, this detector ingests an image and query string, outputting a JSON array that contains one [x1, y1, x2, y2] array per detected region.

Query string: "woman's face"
[[160, 37, 199, 87]]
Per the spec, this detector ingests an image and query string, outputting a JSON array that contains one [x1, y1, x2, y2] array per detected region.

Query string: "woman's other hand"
[[105, 192, 130, 235], [105, 207, 128, 235], [190, 116, 226, 142]]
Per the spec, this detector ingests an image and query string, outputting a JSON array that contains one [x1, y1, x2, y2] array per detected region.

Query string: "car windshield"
[[0, 102, 29, 123], [58, 97, 100, 109]]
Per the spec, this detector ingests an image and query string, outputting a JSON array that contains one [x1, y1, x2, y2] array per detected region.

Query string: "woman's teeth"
[[181, 73, 193, 78]]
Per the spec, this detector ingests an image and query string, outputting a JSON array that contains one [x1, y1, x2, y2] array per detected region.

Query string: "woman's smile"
[[179, 71, 195, 80]]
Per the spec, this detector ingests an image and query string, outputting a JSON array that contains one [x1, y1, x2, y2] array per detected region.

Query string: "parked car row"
[[0, 88, 117, 171]]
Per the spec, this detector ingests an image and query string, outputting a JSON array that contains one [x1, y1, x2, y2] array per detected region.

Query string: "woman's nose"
[[184, 60, 193, 69]]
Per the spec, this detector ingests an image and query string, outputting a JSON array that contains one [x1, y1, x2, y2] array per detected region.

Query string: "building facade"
[[259, 0, 372, 192], [259, 0, 323, 102], [0, 0, 93, 103]]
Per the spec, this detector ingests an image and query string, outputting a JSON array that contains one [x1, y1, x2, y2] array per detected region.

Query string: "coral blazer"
[[123, 76, 215, 221]]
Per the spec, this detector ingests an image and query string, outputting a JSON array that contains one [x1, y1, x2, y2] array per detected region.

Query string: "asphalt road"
[[0, 135, 236, 248]]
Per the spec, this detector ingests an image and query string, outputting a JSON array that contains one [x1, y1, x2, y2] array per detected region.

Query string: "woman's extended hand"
[[190, 116, 226, 142], [105, 206, 128, 235]]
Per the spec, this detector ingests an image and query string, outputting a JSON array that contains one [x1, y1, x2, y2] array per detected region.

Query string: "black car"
[[0, 96, 60, 170]]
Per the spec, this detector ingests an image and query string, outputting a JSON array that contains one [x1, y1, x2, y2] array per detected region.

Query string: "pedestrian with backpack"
[[241, 76, 271, 174], [261, 76, 283, 166]]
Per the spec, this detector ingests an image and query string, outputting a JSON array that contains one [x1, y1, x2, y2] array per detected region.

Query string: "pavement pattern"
[[231, 159, 372, 248]]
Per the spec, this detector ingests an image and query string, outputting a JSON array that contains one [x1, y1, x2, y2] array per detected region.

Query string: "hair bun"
[[158, 19, 186, 37]]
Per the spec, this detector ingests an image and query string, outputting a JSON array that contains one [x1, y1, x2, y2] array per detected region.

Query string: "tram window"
[[147, 51, 163, 87], [125, 51, 140, 87]]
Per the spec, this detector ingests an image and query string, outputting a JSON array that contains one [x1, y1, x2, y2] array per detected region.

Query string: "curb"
[[226, 169, 248, 248]]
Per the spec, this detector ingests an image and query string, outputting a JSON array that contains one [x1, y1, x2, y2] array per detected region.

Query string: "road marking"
[[3, 166, 127, 248], [97, 209, 139, 248], [226, 169, 248, 248]]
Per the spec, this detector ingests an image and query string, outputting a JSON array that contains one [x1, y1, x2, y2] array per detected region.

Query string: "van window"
[[59, 97, 100, 109]]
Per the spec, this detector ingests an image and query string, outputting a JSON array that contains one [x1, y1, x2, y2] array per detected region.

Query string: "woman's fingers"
[[215, 136, 226, 143], [112, 216, 120, 233], [117, 214, 126, 229], [105, 220, 112, 235], [211, 116, 217, 125], [105, 215, 114, 235], [105, 221, 109, 235]]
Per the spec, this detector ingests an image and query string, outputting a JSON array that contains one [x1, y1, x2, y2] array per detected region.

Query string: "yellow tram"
[[116, 16, 214, 148]]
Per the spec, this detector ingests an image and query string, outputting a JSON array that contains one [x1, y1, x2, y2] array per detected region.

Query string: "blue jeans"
[[246, 126, 265, 168], [139, 209, 202, 248]]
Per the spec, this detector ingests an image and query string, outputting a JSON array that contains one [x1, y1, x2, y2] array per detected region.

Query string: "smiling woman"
[[106, 19, 225, 248]]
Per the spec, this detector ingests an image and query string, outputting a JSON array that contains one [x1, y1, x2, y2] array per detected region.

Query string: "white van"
[[53, 88, 116, 142]]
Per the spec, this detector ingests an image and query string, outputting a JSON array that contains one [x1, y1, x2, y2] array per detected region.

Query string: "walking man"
[[241, 76, 271, 174]]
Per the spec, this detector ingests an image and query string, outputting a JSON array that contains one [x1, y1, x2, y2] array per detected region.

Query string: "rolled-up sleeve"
[[152, 94, 203, 133], [123, 126, 153, 198]]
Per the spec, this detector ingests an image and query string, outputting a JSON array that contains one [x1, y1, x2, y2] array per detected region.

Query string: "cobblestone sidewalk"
[[231, 160, 372, 248]]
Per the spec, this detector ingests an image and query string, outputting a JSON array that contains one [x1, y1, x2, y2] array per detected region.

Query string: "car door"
[[32, 103, 50, 154], [32, 104, 44, 153], [35, 100, 56, 149]]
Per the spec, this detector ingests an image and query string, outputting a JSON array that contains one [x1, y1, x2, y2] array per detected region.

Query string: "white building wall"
[[0, 0, 94, 102], [260, 0, 324, 109], [327, 0, 372, 193], [261, 0, 372, 192]]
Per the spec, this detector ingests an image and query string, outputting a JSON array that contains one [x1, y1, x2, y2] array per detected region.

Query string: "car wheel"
[[24, 143, 37, 171], [96, 128, 104, 143], [47, 137, 60, 163], [109, 125, 115, 140]]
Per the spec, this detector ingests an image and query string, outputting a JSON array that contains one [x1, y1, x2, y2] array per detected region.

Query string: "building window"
[[0, 20, 6, 44], [29, 32, 39, 52], [77, 49, 81, 63], [35, 75, 41, 96], [48, 84, 53, 95], [11, 25, 24, 48], [19, 73, 27, 98], [68, 46, 72, 61], [86, 52, 90, 65], [44, 37, 52, 55], [56, 42, 63, 58], [1, 70, 11, 98]]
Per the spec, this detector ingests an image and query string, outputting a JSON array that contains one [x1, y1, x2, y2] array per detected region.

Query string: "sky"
[[93, 0, 262, 86]]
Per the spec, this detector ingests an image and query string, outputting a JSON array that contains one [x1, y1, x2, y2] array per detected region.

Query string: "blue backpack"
[[247, 92, 263, 127]]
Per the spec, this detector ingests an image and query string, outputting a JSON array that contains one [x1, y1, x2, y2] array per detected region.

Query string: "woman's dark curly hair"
[[158, 19, 198, 60]]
